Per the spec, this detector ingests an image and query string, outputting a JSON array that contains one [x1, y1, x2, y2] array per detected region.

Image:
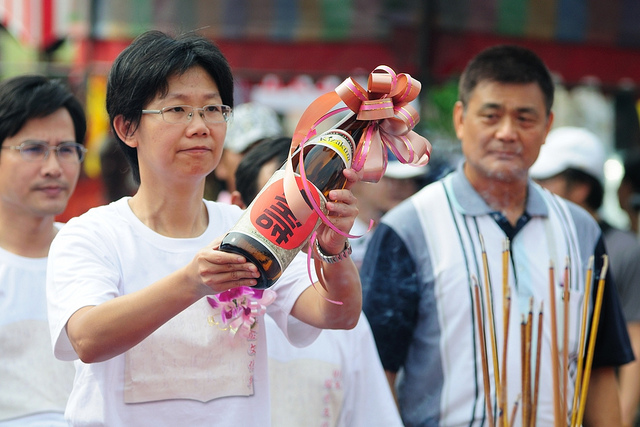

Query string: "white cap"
[[530, 126, 606, 184], [384, 160, 428, 179], [224, 102, 282, 153]]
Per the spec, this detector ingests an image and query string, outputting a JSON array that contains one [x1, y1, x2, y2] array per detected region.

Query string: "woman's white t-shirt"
[[46, 198, 319, 426]]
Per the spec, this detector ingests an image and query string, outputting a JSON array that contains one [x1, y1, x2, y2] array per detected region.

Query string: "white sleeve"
[[266, 251, 321, 348], [46, 215, 122, 361]]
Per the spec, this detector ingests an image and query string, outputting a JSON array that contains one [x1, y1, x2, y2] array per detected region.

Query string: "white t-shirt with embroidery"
[[46, 198, 319, 426], [266, 312, 403, 427]]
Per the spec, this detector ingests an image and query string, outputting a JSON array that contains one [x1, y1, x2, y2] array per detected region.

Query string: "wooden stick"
[[562, 260, 570, 424], [520, 316, 527, 426], [575, 255, 609, 427], [502, 238, 510, 338], [548, 260, 562, 427], [501, 291, 511, 427], [501, 239, 510, 427], [531, 303, 543, 427], [570, 256, 593, 427], [480, 234, 501, 412], [473, 280, 495, 427], [510, 394, 521, 427], [524, 299, 533, 426]]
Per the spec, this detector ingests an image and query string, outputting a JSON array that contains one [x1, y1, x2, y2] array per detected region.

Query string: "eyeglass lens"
[[19, 141, 85, 162], [162, 105, 230, 123]]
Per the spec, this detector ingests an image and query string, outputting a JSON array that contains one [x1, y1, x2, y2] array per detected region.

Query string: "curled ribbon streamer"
[[280, 65, 431, 302], [297, 135, 364, 240], [207, 287, 277, 338], [282, 92, 344, 227]]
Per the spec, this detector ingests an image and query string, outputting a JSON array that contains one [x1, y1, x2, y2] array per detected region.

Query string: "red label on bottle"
[[249, 176, 321, 249]]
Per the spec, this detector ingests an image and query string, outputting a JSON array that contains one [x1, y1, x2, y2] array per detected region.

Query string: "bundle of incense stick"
[[472, 236, 608, 426]]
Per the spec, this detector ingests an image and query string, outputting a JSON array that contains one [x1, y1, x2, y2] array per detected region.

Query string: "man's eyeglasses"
[[1, 141, 87, 163], [141, 105, 232, 124]]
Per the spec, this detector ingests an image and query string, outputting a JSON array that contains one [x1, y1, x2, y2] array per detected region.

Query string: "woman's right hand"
[[187, 237, 261, 297]]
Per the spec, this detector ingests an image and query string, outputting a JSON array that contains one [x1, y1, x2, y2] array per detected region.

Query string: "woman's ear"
[[113, 115, 138, 148]]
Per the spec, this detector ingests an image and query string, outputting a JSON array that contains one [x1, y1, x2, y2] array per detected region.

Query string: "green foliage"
[[420, 78, 459, 141]]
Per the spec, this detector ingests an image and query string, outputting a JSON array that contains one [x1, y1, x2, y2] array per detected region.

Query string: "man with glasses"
[[0, 75, 86, 426]]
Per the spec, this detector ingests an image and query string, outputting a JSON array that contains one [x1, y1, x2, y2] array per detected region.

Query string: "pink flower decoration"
[[207, 287, 277, 338]]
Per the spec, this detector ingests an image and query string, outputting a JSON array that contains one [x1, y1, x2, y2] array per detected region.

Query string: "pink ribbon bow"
[[284, 65, 432, 229], [335, 65, 431, 182]]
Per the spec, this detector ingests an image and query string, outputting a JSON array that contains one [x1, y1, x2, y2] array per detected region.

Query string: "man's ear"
[[452, 101, 465, 140], [230, 190, 246, 209], [113, 115, 138, 148]]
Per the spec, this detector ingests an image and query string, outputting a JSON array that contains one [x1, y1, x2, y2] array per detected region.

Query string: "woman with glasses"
[[45, 30, 363, 426], [0, 75, 86, 426]]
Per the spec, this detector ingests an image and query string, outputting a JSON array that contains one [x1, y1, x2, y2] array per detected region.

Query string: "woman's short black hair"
[[106, 30, 234, 184]]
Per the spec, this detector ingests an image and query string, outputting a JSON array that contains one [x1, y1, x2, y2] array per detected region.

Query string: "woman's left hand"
[[314, 168, 360, 256]]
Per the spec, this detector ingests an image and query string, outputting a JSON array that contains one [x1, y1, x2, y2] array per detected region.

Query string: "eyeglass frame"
[[0, 140, 88, 163], [141, 104, 233, 124]]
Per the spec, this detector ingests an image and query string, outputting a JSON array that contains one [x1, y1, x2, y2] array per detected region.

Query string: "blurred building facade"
[[1, 0, 640, 224]]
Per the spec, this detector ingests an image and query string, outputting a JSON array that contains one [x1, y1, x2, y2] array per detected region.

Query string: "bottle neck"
[[333, 112, 367, 147]]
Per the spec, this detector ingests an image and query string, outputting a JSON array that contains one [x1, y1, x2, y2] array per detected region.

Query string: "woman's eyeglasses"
[[141, 105, 233, 124]]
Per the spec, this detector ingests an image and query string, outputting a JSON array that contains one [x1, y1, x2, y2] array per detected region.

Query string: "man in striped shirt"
[[361, 45, 633, 427]]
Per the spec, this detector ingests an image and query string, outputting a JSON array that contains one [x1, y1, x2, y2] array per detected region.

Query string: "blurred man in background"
[[618, 151, 640, 237], [0, 75, 86, 426]]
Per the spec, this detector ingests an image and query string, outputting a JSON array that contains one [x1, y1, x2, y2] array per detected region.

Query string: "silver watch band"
[[314, 240, 352, 264]]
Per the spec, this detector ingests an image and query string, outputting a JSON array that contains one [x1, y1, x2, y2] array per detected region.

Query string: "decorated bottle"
[[220, 113, 366, 289]]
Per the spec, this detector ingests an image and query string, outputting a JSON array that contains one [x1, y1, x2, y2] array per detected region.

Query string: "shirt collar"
[[448, 162, 549, 218]]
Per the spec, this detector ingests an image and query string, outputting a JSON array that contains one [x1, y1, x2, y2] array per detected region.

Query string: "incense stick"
[[502, 238, 510, 338], [473, 280, 494, 427], [548, 260, 561, 427], [562, 260, 570, 424], [501, 291, 511, 427], [510, 394, 521, 427], [501, 239, 510, 427], [570, 256, 594, 427], [480, 234, 502, 412], [523, 299, 533, 426], [531, 303, 543, 427], [520, 315, 526, 426], [575, 255, 609, 427]]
